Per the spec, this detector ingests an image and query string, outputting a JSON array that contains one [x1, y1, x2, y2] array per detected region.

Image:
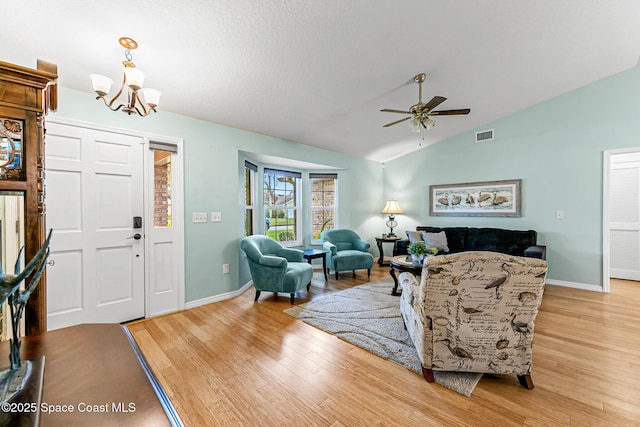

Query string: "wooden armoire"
[[0, 60, 57, 335]]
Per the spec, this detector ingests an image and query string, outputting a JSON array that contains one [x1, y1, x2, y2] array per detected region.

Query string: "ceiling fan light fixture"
[[422, 117, 436, 129], [381, 73, 470, 133], [409, 118, 421, 133]]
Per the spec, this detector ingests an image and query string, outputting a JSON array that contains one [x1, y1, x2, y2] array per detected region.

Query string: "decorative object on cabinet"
[[90, 37, 161, 117]]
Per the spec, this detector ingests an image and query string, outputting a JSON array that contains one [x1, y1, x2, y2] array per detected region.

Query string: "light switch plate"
[[211, 212, 222, 222], [193, 212, 208, 223]]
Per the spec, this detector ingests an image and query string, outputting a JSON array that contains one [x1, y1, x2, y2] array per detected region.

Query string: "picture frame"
[[429, 179, 521, 217]]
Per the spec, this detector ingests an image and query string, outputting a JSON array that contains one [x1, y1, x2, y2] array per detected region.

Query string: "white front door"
[[609, 151, 640, 281], [45, 121, 145, 330]]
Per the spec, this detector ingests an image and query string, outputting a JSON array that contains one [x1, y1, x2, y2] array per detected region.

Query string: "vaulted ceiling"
[[4, 1, 640, 162]]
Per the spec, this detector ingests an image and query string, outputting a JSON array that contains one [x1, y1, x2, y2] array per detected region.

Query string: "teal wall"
[[383, 65, 640, 289], [51, 63, 639, 299], [53, 87, 382, 303]]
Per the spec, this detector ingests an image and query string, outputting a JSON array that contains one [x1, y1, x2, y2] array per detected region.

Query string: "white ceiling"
[[4, 1, 640, 163]]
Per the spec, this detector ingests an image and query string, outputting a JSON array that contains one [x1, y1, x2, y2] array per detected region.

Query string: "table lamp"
[[381, 200, 403, 237]]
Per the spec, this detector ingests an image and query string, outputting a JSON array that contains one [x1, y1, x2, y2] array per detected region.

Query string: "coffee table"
[[389, 255, 423, 296]]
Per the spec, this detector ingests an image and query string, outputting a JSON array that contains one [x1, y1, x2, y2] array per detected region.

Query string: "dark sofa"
[[396, 226, 546, 260]]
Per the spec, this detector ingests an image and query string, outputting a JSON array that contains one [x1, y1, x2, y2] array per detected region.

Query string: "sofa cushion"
[[466, 227, 537, 256], [421, 231, 449, 252], [406, 230, 424, 244], [417, 226, 468, 253]]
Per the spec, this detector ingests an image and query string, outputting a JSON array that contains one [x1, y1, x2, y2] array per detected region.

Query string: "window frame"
[[310, 173, 338, 245], [263, 168, 302, 247], [243, 160, 257, 236]]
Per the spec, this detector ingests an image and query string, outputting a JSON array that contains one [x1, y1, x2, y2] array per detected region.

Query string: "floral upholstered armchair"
[[398, 251, 547, 389]]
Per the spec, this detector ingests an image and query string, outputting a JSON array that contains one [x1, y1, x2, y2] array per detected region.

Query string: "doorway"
[[603, 147, 640, 292], [44, 118, 184, 330]]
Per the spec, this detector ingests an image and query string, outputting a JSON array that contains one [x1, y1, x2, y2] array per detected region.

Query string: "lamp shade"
[[89, 74, 114, 95], [141, 88, 162, 107], [408, 118, 420, 133], [423, 117, 436, 129], [124, 67, 145, 89], [381, 200, 403, 215]]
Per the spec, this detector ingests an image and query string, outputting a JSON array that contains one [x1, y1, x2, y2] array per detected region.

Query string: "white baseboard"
[[545, 279, 604, 293], [185, 281, 253, 309]]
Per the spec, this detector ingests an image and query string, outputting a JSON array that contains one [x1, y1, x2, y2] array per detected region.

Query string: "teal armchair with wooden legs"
[[320, 229, 374, 279], [240, 235, 313, 304]]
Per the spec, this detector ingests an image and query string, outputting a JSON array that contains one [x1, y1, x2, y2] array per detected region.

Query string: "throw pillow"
[[406, 230, 424, 244], [422, 231, 449, 252]]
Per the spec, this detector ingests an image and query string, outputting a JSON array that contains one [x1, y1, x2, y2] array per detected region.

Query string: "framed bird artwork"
[[429, 179, 521, 217]]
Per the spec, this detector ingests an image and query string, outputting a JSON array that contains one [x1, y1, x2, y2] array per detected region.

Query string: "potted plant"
[[408, 242, 428, 262], [408, 242, 438, 263]]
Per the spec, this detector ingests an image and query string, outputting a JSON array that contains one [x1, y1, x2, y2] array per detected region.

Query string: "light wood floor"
[[127, 266, 640, 426]]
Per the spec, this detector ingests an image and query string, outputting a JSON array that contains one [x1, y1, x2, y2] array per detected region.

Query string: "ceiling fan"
[[381, 73, 470, 131]]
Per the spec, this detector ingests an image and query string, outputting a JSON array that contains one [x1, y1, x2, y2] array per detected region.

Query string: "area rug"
[[284, 278, 482, 397]]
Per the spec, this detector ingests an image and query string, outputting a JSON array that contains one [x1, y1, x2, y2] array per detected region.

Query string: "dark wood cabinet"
[[0, 60, 57, 335]]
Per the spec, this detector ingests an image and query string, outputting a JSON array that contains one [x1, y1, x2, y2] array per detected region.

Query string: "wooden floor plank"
[[128, 268, 640, 426]]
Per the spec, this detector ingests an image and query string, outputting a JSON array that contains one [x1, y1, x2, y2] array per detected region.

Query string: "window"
[[149, 141, 178, 227], [244, 161, 257, 236], [310, 173, 337, 243], [264, 168, 301, 245]]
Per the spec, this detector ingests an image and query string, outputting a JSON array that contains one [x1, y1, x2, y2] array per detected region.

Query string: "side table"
[[375, 236, 403, 266], [389, 255, 423, 296], [303, 248, 328, 281]]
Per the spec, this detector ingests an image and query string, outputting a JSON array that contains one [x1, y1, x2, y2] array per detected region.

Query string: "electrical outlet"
[[192, 212, 208, 223], [222, 263, 230, 274], [211, 212, 222, 222]]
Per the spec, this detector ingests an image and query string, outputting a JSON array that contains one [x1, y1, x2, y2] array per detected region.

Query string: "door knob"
[[127, 233, 142, 240]]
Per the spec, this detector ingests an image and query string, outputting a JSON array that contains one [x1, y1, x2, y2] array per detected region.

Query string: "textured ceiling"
[[3, 1, 640, 163]]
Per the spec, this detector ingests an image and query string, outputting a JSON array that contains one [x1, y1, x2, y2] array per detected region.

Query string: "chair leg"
[[367, 269, 371, 277], [517, 374, 534, 389], [335, 271, 339, 280], [290, 293, 295, 305], [422, 367, 435, 383], [254, 290, 261, 302], [307, 282, 311, 291], [352, 270, 356, 277]]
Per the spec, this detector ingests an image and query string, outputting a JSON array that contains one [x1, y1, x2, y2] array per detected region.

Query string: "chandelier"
[[90, 37, 161, 116]]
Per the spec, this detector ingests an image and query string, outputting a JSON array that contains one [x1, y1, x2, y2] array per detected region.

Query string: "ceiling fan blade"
[[380, 108, 413, 114], [383, 116, 412, 127], [429, 108, 471, 116], [424, 96, 447, 112]]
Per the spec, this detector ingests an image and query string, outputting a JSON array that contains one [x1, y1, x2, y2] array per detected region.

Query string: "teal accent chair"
[[240, 235, 313, 304], [321, 229, 374, 279]]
